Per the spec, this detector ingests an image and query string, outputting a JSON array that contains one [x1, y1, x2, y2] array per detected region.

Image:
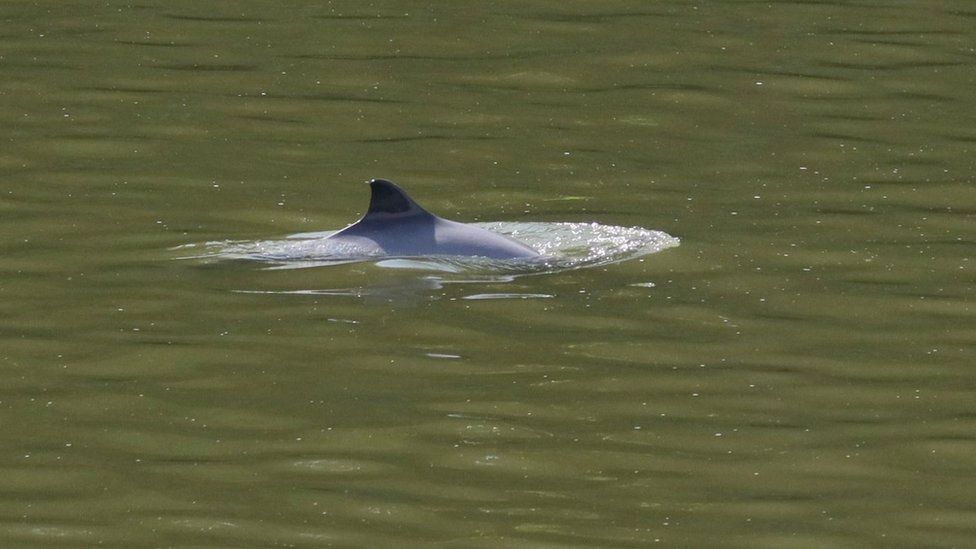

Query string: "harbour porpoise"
[[324, 179, 541, 259]]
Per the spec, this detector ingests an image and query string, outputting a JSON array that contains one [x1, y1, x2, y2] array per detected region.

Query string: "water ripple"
[[177, 221, 679, 276]]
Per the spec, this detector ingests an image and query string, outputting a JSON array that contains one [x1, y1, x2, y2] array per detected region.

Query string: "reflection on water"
[[462, 293, 555, 300]]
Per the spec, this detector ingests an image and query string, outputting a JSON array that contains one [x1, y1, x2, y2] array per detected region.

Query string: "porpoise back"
[[325, 179, 540, 260]]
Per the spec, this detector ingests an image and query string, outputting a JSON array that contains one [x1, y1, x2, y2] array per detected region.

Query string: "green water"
[[2, 1, 975, 546]]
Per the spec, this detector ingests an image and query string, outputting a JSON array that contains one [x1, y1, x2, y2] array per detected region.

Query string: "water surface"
[[2, 1, 975, 546]]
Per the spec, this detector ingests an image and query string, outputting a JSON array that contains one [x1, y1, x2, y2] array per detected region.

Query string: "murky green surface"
[[2, 1, 975, 546]]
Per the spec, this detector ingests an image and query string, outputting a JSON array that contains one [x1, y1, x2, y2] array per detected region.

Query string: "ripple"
[[462, 293, 555, 300], [177, 221, 679, 277]]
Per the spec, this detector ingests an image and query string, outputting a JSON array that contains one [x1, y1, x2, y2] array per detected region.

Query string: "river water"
[[2, 1, 975, 546]]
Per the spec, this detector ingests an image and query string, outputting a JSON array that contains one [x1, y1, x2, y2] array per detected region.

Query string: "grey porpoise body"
[[325, 179, 540, 259]]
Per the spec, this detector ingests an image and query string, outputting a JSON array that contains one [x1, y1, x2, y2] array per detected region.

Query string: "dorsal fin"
[[366, 179, 432, 218]]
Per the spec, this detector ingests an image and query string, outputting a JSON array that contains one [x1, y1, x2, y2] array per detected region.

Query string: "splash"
[[177, 221, 678, 275]]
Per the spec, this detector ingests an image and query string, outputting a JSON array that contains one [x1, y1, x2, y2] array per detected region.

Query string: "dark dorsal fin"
[[366, 179, 432, 218]]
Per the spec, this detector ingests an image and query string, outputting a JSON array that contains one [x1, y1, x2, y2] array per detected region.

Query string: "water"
[[182, 220, 678, 269], [2, 1, 975, 546]]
